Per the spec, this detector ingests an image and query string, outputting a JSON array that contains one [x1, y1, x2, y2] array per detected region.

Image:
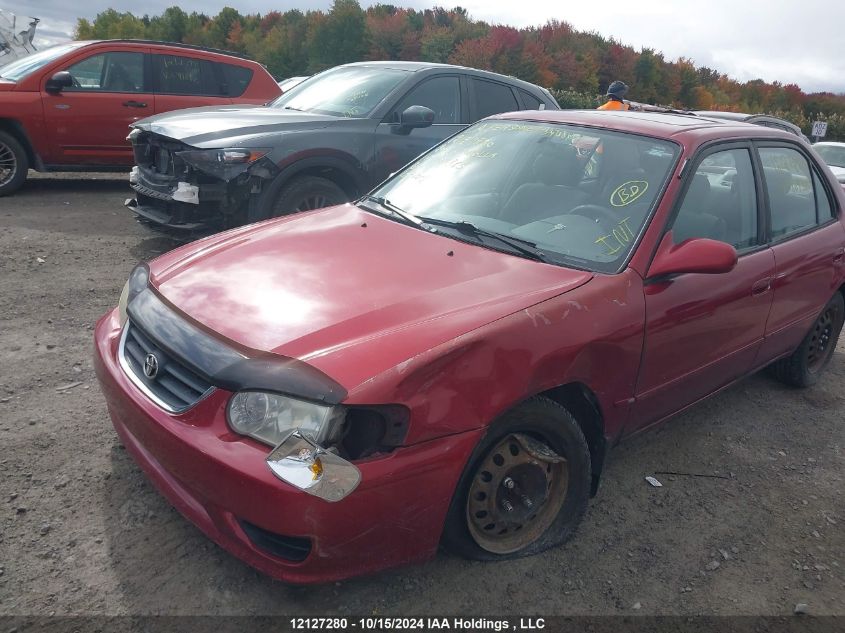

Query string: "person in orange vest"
[[598, 81, 630, 111]]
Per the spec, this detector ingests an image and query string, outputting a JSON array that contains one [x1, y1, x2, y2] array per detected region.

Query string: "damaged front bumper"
[[126, 132, 276, 232]]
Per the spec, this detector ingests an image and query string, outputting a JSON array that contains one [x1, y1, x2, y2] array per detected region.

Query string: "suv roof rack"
[[102, 39, 252, 60]]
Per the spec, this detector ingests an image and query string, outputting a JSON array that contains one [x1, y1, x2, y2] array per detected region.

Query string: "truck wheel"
[[270, 176, 348, 218], [770, 292, 844, 388], [0, 131, 28, 197], [441, 396, 591, 561]]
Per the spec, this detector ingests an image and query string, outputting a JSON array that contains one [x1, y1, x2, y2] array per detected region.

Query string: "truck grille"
[[119, 321, 214, 412]]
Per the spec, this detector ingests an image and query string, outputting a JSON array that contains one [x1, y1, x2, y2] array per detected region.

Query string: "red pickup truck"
[[0, 40, 281, 195]]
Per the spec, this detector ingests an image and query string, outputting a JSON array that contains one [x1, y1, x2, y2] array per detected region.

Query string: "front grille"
[[131, 182, 173, 201], [120, 320, 214, 412]]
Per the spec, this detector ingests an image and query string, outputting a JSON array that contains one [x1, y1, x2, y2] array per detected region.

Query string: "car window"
[[472, 79, 519, 121], [220, 63, 253, 97], [812, 170, 834, 222], [153, 54, 218, 96], [270, 66, 407, 118], [760, 147, 825, 239], [0, 42, 88, 82], [370, 120, 679, 273], [671, 148, 758, 250], [394, 76, 461, 124], [815, 145, 845, 169], [519, 89, 542, 110], [65, 52, 145, 93]]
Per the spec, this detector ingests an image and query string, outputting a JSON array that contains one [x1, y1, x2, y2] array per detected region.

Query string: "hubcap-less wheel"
[[0, 140, 17, 188], [466, 433, 568, 554], [295, 194, 330, 212], [807, 305, 838, 372]]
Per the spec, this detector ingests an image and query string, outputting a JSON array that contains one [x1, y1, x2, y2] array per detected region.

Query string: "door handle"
[[751, 278, 772, 296], [834, 248, 844, 264], [123, 100, 148, 108]]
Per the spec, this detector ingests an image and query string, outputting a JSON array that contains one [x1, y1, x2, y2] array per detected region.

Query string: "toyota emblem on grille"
[[143, 353, 159, 379]]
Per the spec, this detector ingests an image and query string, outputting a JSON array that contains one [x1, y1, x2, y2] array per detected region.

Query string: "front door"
[[631, 145, 776, 430], [42, 49, 151, 166], [372, 74, 466, 187]]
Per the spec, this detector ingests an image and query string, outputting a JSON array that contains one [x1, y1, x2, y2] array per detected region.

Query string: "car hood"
[[827, 164, 845, 179], [132, 105, 338, 147], [149, 205, 593, 389]]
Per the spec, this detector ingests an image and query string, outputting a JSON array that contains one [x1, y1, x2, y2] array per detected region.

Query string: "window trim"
[[752, 139, 841, 246], [660, 140, 768, 258], [61, 50, 150, 94]]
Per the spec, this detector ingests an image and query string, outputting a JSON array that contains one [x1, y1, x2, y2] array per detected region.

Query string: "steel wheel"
[[0, 139, 17, 187], [296, 194, 329, 212], [466, 433, 569, 555], [807, 304, 839, 372]]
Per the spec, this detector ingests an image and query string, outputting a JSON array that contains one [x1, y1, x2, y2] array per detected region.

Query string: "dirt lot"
[[0, 172, 842, 617]]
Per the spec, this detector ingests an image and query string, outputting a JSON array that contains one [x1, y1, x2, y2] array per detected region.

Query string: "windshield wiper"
[[358, 195, 428, 229], [283, 105, 303, 112], [418, 217, 548, 262]]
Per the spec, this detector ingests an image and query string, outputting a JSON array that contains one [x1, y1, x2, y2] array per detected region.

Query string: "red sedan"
[[94, 110, 845, 583]]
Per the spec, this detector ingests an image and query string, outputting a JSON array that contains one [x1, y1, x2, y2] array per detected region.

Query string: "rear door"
[[372, 73, 466, 186], [152, 53, 233, 115], [631, 144, 776, 430], [41, 47, 151, 165], [468, 77, 521, 122], [755, 143, 845, 361]]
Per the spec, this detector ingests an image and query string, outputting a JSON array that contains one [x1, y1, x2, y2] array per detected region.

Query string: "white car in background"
[[813, 142, 845, 187]]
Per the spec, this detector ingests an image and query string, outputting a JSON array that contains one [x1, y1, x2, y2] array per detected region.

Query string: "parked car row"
[[5, 41, 845, 585]]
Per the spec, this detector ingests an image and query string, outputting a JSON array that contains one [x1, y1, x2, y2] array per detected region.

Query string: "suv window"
[[220, 63, 253, 97], [153, 54, 218, 96], [394, 76, 461, 124], [472, 79, 519, 121], [760, 147, 829, 239], [672, 148, 759, 250], [65, 52, 145, 93], [518, 89, 542, 110]]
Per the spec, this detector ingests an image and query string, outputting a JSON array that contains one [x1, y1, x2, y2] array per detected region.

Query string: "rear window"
[[472, 79, 519, 120], [519, 89, 543, 110], [221, 63, 253, 97]]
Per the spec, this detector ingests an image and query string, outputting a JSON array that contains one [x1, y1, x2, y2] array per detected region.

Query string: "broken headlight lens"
[[118, 263, 149, 325], [227, 391, 345, 447]]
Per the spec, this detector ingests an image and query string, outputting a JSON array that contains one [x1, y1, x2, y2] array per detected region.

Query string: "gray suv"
[[126, 61, 559, 231]]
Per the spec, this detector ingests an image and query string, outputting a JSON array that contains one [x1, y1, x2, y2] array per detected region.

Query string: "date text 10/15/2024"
[[289, 618, 547, 631]]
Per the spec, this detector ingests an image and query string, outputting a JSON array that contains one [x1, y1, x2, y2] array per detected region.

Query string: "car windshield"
[[0, 42, 87, 81], [369, 120, 679, 273], [270, 66, 407, 118], [815, 145, 845, 169]]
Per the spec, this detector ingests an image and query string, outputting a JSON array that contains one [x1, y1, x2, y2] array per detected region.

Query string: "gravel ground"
[[0, 171, 842, 616]]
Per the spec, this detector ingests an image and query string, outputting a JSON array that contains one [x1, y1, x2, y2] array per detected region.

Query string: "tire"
[[770, 291, 844, 388], [0, 130, 29, 197], [269, 175, 348, 218], [441, 396, 591, 561]]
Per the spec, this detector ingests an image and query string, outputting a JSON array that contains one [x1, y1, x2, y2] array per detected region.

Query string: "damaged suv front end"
[[127, 126, 278, 231]]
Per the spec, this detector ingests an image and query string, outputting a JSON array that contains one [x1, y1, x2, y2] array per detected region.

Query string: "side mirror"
[[45, 71, 73, 94], [397, 105, 434, 131], [648, 232, 737, 279]]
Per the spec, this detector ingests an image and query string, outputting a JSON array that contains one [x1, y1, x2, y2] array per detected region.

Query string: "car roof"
[[814, 141, 845, 147], [339, 60, 551, 95], [78, 39, 252, 62], [490, 109, 802, 143]]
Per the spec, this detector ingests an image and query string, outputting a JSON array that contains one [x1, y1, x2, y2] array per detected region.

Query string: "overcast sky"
[[7, 0, 845, 93]]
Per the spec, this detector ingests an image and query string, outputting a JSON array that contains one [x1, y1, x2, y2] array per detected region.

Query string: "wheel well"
[[0, 119, 37, 168], [541, 382, 606, 497], [839, 283, 845, 303], [284, 165, 361, 200]]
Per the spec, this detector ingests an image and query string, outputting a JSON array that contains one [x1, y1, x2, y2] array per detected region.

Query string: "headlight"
[[227, 391, 345, 447], [176, 148, 270, 178], [118, 263, 149, 325]]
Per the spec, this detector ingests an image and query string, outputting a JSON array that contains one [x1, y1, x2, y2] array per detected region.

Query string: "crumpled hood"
[[149, 205, 593, 389], [132, 104, 337, 147]]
